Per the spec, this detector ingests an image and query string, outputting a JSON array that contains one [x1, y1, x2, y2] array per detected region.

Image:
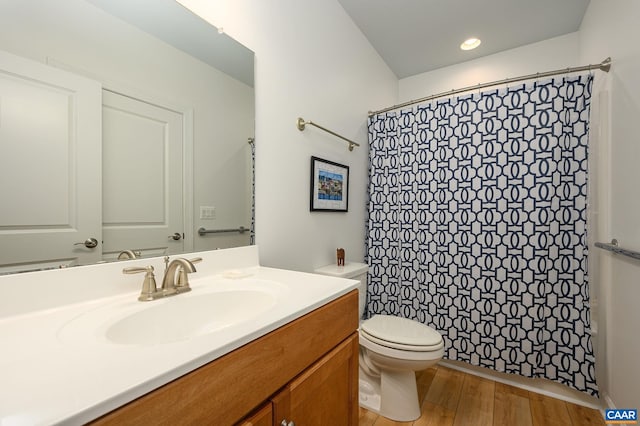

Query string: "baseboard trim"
[[439, 360, 603, 410], [602, 393, 616, 414]]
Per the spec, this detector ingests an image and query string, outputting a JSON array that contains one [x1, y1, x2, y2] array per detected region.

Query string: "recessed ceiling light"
[[460, 38, 481, 51]]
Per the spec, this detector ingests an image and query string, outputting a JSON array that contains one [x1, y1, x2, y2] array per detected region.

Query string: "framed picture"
[[310, 156, 349, 212]]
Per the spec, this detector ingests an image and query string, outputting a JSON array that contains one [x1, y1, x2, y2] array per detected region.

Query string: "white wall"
[[177, 0, 398, 272], [579, 0, 640, 410]]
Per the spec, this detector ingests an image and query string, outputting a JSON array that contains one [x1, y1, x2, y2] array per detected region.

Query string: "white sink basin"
[[57, 279, 286, 346], [106, 290, 275, 345]]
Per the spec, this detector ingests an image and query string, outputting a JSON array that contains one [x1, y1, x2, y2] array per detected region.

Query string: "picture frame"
[[310, 156, 349, 212]]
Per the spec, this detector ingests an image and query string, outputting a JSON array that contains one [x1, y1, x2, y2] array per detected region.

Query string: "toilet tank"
[[314, 262, 368, 318]]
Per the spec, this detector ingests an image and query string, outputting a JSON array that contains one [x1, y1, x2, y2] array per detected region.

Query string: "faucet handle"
[[123, 265, 158, 301]]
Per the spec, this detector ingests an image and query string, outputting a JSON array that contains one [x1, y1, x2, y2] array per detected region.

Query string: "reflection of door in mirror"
[[0, 50, 102, 273], [0, 0, 255, 273], [102, 90, 185, 260]]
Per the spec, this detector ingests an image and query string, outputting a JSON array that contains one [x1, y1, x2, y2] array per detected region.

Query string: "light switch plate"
[[200, 206, 216, 220]]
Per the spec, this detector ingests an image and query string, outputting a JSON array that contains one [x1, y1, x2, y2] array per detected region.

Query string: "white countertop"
[[0, 247, 358, 425]]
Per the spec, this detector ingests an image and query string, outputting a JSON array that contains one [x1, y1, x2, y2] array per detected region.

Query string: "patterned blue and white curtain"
[[366, 74, 598, 396]]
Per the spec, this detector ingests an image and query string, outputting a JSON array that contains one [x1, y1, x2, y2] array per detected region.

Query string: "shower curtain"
[[366, 74, 598, 396]]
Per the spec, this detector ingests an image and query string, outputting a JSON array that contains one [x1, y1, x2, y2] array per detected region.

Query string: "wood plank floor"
[[358, 365, 605, 426]]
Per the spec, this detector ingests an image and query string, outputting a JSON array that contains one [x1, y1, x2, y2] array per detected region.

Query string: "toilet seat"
[[360, 315, 443, 352]]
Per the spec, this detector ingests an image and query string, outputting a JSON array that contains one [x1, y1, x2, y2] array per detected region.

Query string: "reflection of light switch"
[[200, 206, 216, 220]]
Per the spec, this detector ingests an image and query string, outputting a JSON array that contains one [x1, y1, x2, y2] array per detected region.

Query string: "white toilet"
[[315, 262, 444, 422]]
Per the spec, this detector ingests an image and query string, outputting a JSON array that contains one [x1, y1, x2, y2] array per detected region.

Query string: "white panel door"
[[101, 90, 184, 259], [0, 50, 102, 272]]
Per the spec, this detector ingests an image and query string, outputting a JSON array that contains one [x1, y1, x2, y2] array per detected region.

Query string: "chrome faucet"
[[123, 257, 200, 301], [117, 249, 140, 260], [161, 257, 198, 294]]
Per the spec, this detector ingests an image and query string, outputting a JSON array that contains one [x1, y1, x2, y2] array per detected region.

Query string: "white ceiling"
[[337, 0, 591, 79]]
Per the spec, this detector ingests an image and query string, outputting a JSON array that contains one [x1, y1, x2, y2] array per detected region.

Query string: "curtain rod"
[[297, 117, 360, 151], [368, 57, 612, 117]]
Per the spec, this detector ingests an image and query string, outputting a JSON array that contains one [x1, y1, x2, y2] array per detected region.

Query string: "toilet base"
[[381, 369, 421, 421], [359, 369, 421, 422], [359, 379, 381, 413]]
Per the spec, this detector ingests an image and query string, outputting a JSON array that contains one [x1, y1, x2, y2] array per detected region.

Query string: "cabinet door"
[[237, 402, 272, 426], [273, 333, 358, 426]]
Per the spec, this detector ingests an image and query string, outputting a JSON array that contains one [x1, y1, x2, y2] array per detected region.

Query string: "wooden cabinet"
[[238, 334, 358, 426], [272, 334, 359, 426], [237, 403, 272, 426], [90, 290, 358, 426]]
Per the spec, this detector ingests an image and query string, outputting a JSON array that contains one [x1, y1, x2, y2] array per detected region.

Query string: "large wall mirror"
[[0, 0, 255, 273]]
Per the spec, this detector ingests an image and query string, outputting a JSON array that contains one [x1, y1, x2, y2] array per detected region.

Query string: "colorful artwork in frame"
[[310, 156, 349, 212]]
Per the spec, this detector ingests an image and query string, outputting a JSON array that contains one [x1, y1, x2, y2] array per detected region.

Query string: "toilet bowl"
[[315, 262, 444, 422], [359, 314, 444, 421]]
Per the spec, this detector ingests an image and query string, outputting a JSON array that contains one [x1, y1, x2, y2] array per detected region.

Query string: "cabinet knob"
[[280, 420, 295, 426]]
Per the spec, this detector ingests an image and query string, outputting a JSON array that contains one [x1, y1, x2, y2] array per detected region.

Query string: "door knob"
[[74, 238, 98, 248], [168, 232, 182, 241]]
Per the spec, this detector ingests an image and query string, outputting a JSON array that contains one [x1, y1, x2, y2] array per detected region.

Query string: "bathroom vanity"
[[91, 291, 359, 425], [0, 246, 359, 425]]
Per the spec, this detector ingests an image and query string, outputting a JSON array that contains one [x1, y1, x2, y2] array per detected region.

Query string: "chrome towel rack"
[[595, 239, 640, 261], [297, 117, 360, 151], [198, 226, 248, 236]]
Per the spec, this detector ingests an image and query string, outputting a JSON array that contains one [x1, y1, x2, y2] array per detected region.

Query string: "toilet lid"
[[360, 315, 443, 350]]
